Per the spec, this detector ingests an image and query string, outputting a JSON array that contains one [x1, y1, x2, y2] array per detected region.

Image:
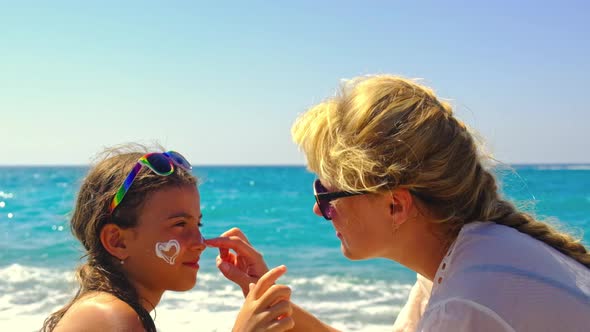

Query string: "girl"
[[42, 145, 293, 332]]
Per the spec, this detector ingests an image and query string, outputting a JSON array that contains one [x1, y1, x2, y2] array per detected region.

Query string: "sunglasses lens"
[[166, 151, 192, 170], [323, 203, 335, 219], [145, 153, 173, 175], [314, 180, 333, 220], [314, 179, 327, 194]]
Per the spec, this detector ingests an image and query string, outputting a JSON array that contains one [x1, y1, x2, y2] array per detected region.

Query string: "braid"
[[420, 81, 590, 269], [479, 172, 590, 269]]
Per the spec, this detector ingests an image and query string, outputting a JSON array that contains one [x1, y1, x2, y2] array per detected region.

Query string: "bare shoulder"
[[54, 292, 145, 332]]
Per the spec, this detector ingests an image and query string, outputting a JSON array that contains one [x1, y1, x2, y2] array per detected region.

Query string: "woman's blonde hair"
[[292, 75, 590, 268]]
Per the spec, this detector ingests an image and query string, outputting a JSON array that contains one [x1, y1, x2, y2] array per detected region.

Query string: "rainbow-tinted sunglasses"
[[313, 179, 370, 220], [110, 151, 192, 213]]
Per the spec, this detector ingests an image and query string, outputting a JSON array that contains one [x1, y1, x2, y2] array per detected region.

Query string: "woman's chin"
[[341, 243, 370, 261], [341, 244, 359, 260]]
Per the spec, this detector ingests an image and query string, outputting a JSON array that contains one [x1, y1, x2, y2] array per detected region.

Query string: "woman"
[[42, 145, 294, 332], [206, 75, 590, 331]]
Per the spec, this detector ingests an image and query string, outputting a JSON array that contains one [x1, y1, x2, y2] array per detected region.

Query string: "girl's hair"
[[292, 75, 590, 269], [42, 144, 197, 331]]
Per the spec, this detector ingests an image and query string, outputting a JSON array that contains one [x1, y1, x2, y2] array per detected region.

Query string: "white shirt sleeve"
[[418, 298, 515, 332], [393, 274, 432, 332]]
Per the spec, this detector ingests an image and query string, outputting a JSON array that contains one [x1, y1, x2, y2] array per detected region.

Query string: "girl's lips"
[[182, 259, 200, 269], [182, 262, 200, 269], [336, 231, 342, 239]]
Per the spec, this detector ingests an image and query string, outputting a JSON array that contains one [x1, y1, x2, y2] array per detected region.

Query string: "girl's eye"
[[175, 221, 187, 227]]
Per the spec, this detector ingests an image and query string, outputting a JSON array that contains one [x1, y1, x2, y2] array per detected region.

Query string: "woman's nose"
[[313, 201, 322, 217]]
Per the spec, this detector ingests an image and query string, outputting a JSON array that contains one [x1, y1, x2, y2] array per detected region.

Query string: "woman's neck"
[[385, 216, 454, 281]]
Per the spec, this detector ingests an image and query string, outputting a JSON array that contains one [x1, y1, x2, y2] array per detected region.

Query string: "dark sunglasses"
[[110, 151, 192, 213], [313, 179, 370, 220]]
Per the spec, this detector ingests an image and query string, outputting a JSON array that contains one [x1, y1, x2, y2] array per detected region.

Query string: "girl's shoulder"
[[54, 292, 144, 332]]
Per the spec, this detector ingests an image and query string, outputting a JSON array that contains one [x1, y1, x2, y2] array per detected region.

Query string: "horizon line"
[[1, 162, 590, 168]]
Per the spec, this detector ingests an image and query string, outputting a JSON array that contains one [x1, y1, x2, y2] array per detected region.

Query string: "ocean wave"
[[0, 264, 412, 331]]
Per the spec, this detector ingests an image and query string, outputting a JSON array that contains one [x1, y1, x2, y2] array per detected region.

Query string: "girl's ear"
[[100, 224, 130, 261]]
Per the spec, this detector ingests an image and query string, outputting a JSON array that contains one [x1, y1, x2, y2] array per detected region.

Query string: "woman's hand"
[[205, 228, 270, 296], [233, 265, 294, 332]]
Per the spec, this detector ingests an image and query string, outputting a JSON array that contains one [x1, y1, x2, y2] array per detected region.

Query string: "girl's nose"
[[189, 231, 206, 252]]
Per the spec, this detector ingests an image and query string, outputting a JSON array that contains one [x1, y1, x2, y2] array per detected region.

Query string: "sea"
[[1, 165, 589, 331]]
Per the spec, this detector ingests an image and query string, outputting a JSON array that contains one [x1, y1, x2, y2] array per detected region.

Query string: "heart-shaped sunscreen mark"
[[155, 239, 180, 265]]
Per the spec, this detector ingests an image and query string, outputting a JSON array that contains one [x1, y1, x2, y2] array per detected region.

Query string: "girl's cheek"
[[155, 239, 181, 265]]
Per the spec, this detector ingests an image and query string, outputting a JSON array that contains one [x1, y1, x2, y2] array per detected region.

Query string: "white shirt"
[[393, 221, 590, 332]]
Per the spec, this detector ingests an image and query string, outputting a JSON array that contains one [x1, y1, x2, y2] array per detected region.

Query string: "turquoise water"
[[1, 165, 589, 331]]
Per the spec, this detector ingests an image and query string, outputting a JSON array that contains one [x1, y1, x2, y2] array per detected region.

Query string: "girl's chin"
[[171, 277, 198, 292], [172, 284, 196, 292]]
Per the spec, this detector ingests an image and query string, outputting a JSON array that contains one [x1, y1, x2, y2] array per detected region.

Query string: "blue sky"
[[1, 0, 589, 165]]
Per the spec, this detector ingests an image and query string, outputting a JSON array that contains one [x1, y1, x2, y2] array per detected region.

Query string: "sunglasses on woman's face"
[[110, 151, 192, 213], [313, 179, 369, 220]]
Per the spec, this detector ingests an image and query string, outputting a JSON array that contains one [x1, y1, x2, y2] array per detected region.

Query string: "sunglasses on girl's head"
[[110, 151, 192, 213], [313, 179, 370, 220]]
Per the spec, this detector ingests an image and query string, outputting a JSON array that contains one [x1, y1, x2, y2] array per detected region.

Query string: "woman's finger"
[[216, 256, 255, 287], [219, 227, 252, 244], [219, 247, 230, 260], [216, 251, 238, 266], [205, 236, 263, 261]]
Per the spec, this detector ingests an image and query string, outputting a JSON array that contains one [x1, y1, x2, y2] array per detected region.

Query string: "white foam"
[[0, 264, 412, 331]]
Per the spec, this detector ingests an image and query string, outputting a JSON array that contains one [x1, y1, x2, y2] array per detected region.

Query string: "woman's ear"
[[100, 224, 130, 261], [389, 188, 414, 226]]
